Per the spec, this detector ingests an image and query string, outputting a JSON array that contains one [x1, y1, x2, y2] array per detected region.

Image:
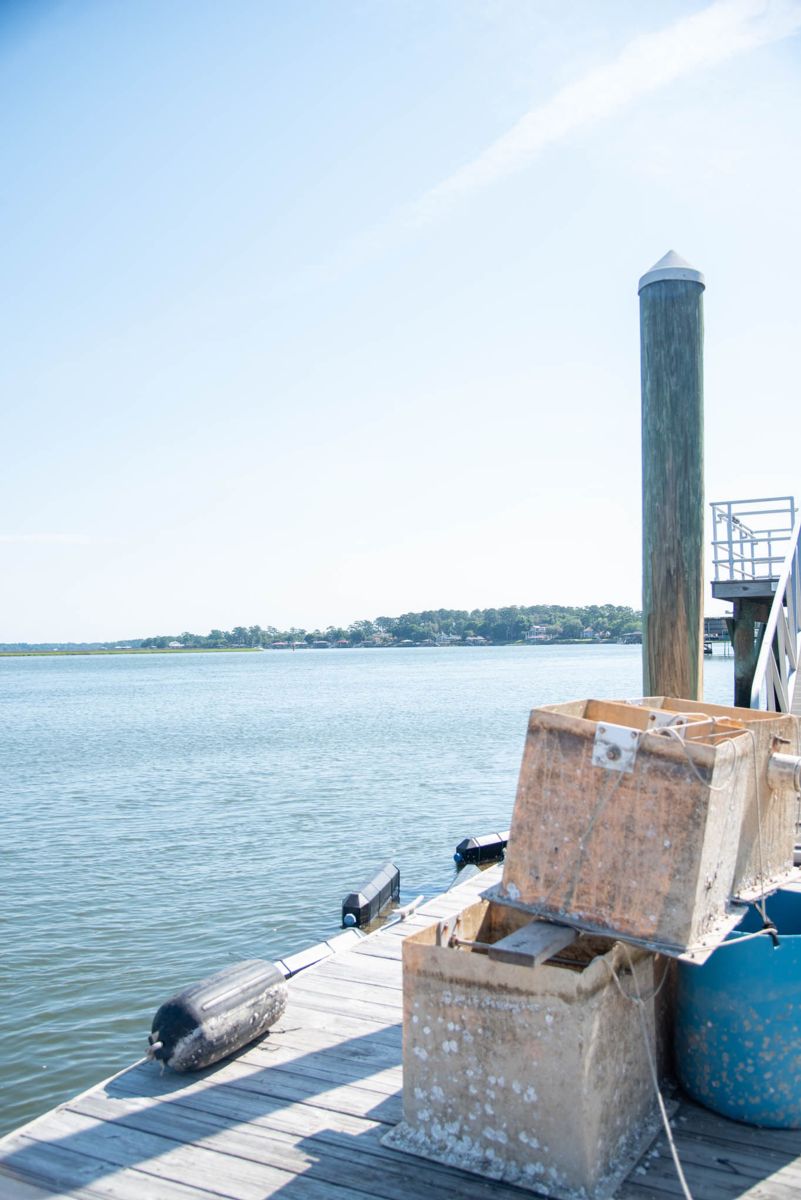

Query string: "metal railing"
[[711, 496, 795, 583], [750, 509, 801, 712]]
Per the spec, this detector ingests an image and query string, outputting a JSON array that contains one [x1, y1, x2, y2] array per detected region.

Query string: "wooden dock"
[[3, 866, 801, 1200]]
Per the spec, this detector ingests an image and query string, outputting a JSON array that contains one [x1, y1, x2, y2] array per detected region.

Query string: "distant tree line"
[[138, 604, 642, 649]]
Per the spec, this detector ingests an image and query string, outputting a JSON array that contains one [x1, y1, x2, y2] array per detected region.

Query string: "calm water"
[[0, 644, 734, 1135]]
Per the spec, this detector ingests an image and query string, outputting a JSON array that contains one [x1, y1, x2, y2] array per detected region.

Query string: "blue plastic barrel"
[[676, 888, 801, 1128]]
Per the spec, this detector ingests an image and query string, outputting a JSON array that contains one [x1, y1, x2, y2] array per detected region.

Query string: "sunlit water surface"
[[0, 644, 735, 1134]]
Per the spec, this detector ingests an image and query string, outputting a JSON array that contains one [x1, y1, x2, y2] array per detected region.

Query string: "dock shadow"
[[3, 1030, 801, 1200], [0, 1023, 405, 1196]]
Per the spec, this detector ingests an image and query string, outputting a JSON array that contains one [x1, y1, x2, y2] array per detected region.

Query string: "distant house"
[[465, 635, 488, 645], [168, 641, 184, 649], [525, 625, 551, 642]]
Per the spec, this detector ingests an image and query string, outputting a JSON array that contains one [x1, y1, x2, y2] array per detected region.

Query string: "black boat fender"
[[453, 830, 510, 866], [342, 861, 400, 928], [147, 958, 287, 1072]]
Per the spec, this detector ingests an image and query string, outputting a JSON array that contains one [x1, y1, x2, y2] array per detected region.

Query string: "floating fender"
[[148, 959, 287, 1072], [342, 861, 400, 928], [454, 830, 510, 866]]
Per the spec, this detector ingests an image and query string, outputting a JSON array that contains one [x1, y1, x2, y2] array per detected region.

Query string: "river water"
[[0, 644, 734, 1135]]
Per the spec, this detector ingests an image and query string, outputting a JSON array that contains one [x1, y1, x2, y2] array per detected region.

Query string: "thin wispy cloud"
[[293, 0, 800, 291], [412, 0, 801, 222], [0, 533, 95, 545]]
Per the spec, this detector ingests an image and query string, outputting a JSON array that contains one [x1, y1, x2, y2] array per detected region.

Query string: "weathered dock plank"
[[4, 864, 801, 1200]]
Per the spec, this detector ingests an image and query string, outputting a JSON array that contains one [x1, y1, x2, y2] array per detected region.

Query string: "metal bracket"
[[592, 723, 640, 773], [435, 914, 460, 947], [645, 709, 684, 731]]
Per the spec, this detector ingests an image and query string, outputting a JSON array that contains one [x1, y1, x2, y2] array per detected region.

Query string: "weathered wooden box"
[[491, 698, 757, 960], [634, 697, 800, 902], [385, 900, 667, 1199]]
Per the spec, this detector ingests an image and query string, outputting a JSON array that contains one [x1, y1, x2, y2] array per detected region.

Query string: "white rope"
[[550, 767, 627, 909], [640, 720, 741, 792], [705, 926, 776, 949], [643, 717, 781, 936], [602, 949, 695, 1200], [743, 727, 771, 924], [596, 716, 784, 1196]]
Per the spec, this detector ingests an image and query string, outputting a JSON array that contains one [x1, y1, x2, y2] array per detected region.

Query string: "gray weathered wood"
[[0, 1170, 79, 1200], [288, 972, 402, 1007], [640, 252, 705, 700], [487, 919, 577, 967], [6, 862, 801, 1200]]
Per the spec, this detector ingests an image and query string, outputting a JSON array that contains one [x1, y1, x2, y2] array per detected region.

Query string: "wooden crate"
[[635, 697, 800, 901], [385, 899, 667, 1199], [491, 698, 757, 960]]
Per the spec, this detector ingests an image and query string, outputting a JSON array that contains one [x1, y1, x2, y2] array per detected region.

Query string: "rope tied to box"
[[601, 946, 695, 1200], [642, 719, 778, 935]]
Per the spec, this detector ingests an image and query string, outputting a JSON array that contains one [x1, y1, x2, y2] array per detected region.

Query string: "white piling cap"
[[638, 250, 705, 293]]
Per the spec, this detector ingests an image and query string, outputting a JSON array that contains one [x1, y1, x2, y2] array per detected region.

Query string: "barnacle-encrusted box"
[[385, 900, 669, 1200], [489, 698, 759, 960], [633, 697, 800, 902]]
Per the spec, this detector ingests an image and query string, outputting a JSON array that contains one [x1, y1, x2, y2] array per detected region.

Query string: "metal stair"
[[710, 496, 801, 712]]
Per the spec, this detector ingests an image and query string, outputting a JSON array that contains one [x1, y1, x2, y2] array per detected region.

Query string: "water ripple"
[[0, 645, 733, 1133]]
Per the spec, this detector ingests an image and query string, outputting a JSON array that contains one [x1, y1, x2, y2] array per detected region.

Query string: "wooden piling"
[[639, 251, 705, 699]]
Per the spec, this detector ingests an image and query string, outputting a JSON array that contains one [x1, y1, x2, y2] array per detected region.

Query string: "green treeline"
[[139, 604, 642, 649]]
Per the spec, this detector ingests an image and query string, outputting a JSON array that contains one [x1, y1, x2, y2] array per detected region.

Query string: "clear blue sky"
[[3, 0, 800, 640]]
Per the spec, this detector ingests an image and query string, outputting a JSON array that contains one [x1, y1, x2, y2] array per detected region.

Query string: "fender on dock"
[[148, 959, 287, 1072], [454, 830, 509, 866], [342, 861, 400, 927]]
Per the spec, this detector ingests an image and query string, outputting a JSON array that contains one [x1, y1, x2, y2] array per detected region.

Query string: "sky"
[[2, 0, 800, 641]]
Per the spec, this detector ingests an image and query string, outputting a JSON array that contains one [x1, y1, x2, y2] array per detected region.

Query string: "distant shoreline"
[[0, 647, 263, 658], [0, 642, 643, 659]]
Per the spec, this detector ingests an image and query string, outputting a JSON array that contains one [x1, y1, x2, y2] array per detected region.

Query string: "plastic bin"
[[676, 886, 801, 1128]]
